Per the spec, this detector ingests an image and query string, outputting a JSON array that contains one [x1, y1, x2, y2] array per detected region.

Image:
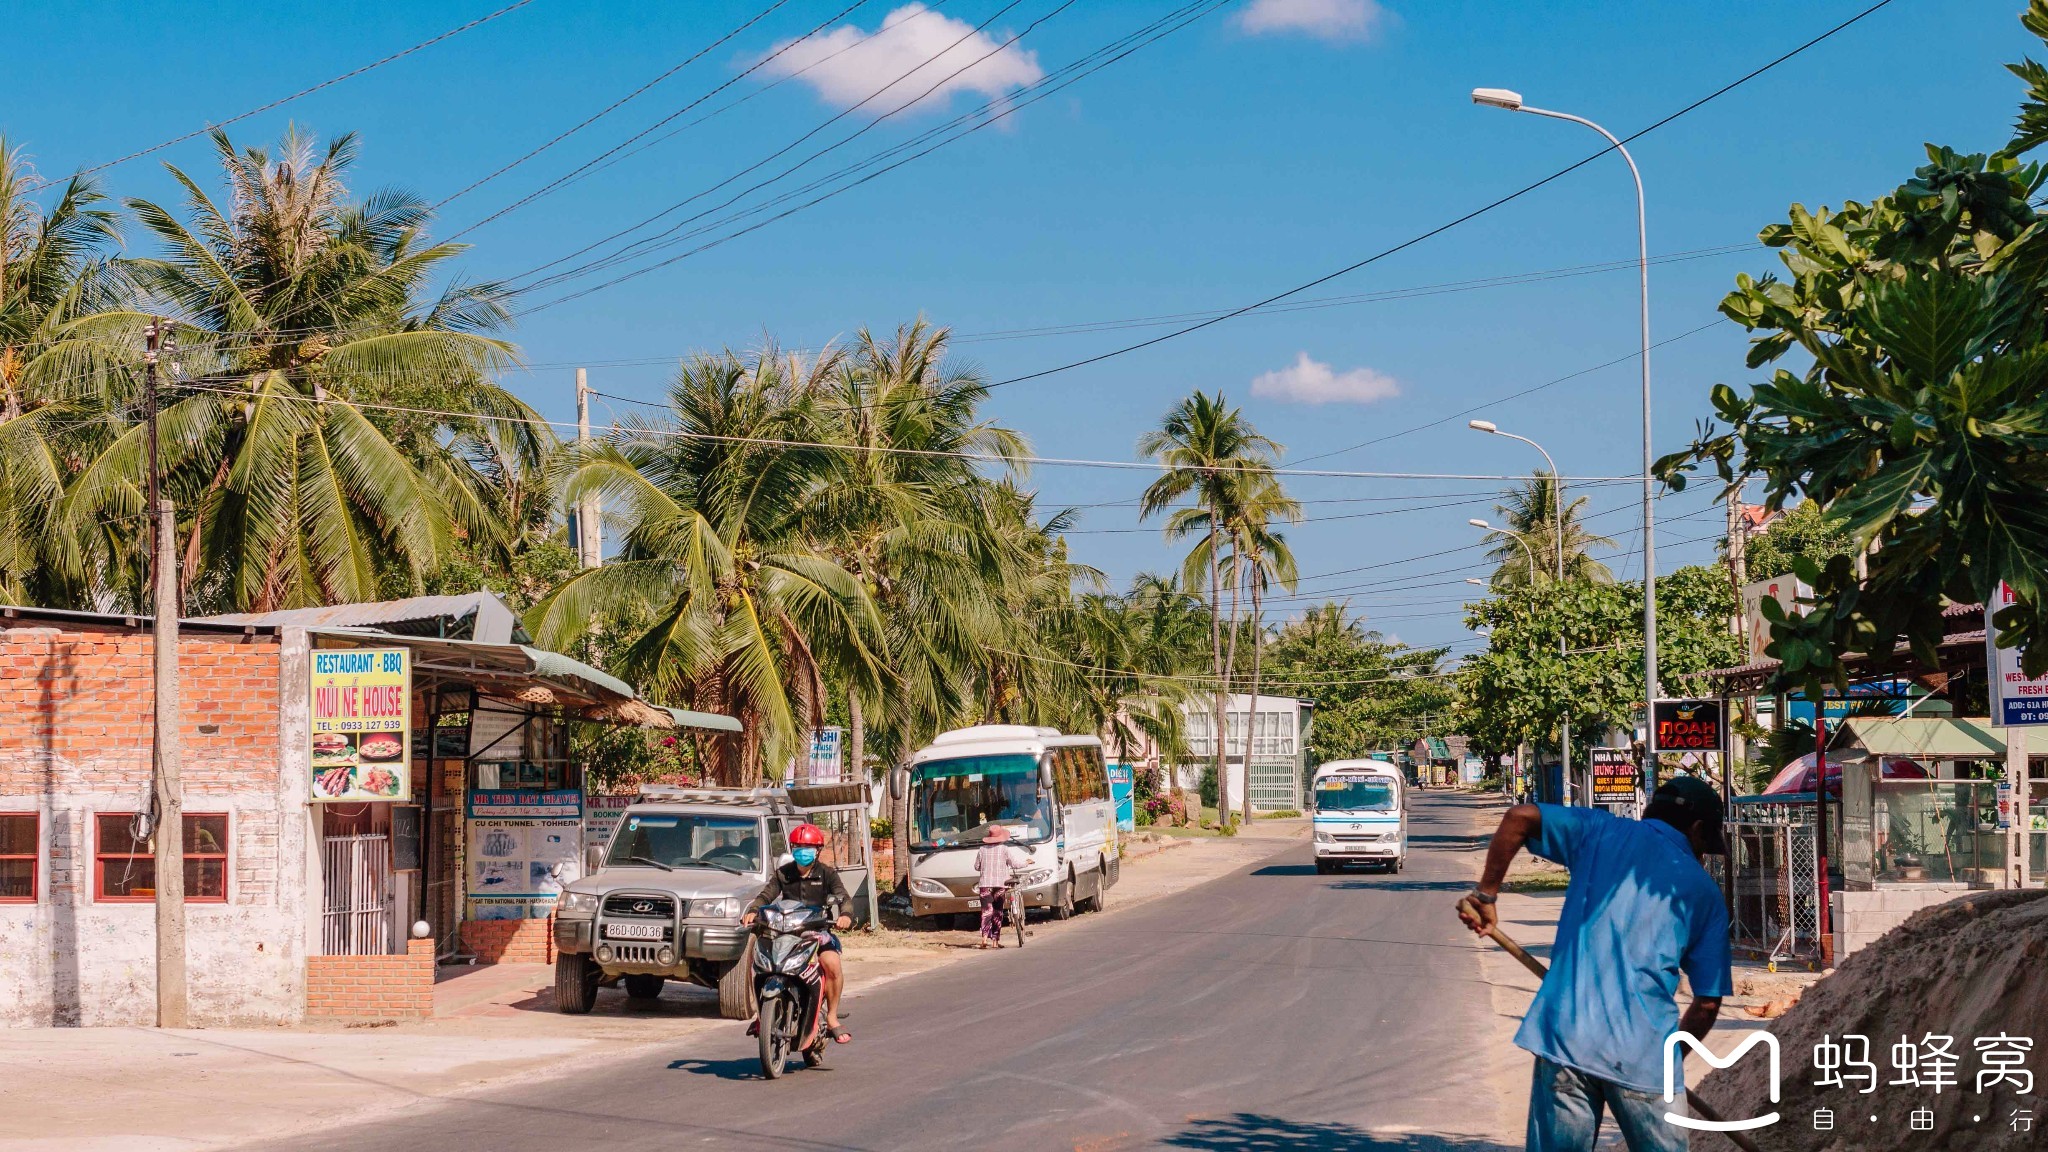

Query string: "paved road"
[[254, 793, 1523, 1152]]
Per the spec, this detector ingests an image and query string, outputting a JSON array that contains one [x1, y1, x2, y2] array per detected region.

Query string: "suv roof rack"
[[634, 785, 800, 814]]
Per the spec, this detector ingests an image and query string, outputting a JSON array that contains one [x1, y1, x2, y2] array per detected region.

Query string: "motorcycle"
[[750, 898, 837, 1078]]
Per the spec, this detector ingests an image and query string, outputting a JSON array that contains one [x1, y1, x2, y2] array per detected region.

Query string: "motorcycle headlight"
[[693, 897, 736, 919], [909, 877, 950, 897], [559, 891, 599, 915]]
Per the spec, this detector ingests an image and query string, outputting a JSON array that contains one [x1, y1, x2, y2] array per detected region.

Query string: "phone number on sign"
[[315, 720, 404, 733]]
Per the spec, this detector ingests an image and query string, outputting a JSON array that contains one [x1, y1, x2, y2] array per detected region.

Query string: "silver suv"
[[552, 787, 801, 1018]]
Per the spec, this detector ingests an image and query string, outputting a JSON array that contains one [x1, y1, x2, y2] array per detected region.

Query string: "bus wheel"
[[1314, 860, 1333, 875], [1052, 873, 1075, 920]]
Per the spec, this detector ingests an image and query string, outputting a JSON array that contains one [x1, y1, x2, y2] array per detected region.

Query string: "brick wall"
[[0, 618, 304, 1027], [306, 939, 435, 1018], [460, 915, 555, 964]]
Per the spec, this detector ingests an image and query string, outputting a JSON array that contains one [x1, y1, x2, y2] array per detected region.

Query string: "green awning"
[[1426, 737, 1452, 760], [663, 706, 743, 733], [1839, 717, 2048, 758]]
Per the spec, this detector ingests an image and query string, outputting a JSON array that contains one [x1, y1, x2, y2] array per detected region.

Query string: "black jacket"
[[748, 861, 850, 914]]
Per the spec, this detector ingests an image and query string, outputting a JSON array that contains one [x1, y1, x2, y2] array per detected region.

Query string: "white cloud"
[[1236, 0, 1388, 42], [1250, 352, 1400, 405], [760, 4, 1044, 114]]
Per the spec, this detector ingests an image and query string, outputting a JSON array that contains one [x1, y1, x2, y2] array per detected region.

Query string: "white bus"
[[1310, 759, 1407, 874], [898, 725, 1119, 925]]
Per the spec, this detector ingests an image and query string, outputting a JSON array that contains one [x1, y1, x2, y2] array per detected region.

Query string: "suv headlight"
[[909, 877, 950, 897], [692, 897, 737, 919], [559, 891, 598, 915]]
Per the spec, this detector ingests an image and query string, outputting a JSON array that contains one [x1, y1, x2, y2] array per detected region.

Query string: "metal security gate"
[[323, 833, 393, 955], [1727, 804, 1821, 965]]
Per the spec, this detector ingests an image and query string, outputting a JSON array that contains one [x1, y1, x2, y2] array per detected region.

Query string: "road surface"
[[250, 792, 1524, 1152]]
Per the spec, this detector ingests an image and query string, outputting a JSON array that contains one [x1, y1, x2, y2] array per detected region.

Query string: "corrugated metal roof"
[[195, 592, 526, 643]]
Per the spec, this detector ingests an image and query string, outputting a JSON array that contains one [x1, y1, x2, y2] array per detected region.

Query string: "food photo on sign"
[[307, 647, 411, 803]]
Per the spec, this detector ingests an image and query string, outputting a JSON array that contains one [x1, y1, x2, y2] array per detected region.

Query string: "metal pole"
[[1511, 104, 1658, 785], [1493, 432, 1575, 804], [145, 322, 189, 1027]]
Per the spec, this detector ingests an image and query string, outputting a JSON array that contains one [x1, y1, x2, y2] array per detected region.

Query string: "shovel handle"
[[1454, 899, 1764, 1152]]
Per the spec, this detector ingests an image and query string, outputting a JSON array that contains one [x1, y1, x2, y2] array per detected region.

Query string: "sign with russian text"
[[467, 789, 583, 920], [1590, 747, 1641, 803], [309, 648, 410, 802], [1988, 583, 2048, 726], [1652, 699, 1724, 752]]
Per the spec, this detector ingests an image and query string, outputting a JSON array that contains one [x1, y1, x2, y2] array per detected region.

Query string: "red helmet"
[[789, 823, 826, 847]]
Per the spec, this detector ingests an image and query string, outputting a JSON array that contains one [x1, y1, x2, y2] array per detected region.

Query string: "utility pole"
[[574, 368, 601, 568], [145, 320, 188, 1028]]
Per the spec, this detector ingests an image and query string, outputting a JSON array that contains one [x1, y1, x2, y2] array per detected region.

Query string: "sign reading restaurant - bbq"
[[310, 648, 411, 803]]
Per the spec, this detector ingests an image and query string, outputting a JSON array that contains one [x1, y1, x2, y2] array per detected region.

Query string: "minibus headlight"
[[909, 877, 950, 897]]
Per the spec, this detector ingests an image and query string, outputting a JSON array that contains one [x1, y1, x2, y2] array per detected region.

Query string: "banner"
[[467, 789, 583, 920], [583, 792, 636, 861], [1988, 582, 2048, 726], [1590, 747, 1641, 803], [309, 648, 410, 802], [793, 727, 844, 784], [1107, 763, 1135, 831], [1740, 575, 1808, 663], [1652, 699, 1725, 753]]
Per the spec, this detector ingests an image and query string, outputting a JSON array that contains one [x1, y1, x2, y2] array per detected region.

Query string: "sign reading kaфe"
[[309, 648, 410, 802], [1590, 747, 1640, 803], [1652, 699, 1724, 753]]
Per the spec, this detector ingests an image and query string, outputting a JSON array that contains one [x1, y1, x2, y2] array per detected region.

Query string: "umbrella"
[[1760, 753, 1930, 797]]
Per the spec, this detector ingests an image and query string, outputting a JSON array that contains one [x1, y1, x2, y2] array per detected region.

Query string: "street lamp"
[[1470, 515, 1575, 804], [1473, 86, 1659, 784]]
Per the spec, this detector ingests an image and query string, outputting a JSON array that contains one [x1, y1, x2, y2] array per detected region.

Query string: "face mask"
[[792, 847, 819, 867]]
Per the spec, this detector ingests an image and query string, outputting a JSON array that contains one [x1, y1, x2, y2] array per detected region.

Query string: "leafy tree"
[[1258, 601, 1451, 762], [1660, 5, 2048, 686], [1741, 499, 1855, 583], [1455, 566, 1742, 767], [1481, 472, 1614, 587]]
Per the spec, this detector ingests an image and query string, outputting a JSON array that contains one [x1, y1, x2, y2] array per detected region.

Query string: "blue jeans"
[[1527, 1055, 1686, 1152]]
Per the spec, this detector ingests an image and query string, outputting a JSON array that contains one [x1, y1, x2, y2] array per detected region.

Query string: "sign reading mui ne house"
[[309, 648, 411, 802]]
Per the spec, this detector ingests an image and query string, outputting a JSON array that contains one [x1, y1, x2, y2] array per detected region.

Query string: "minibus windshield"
[[911, 754, 1053, 849], [1315, 777, 1397, 813]]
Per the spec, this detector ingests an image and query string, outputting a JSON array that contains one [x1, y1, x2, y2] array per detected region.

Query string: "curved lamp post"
[[1472, 86, 1659, 785]]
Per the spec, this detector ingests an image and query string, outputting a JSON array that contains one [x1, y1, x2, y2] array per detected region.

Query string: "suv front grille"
[[610, 943, 662, 965], [603, 893, 679, 918]]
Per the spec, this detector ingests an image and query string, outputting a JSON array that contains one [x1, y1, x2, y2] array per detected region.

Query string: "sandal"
[[829, 1025, 852, 1044]]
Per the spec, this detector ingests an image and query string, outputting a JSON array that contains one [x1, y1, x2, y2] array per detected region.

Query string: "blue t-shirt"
[[1513, 804, 1733, 1093]]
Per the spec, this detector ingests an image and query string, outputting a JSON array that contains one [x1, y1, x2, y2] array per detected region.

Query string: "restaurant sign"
[[310, 648, 410, 802], [1988, 582, 2048, 726], [1652, 699, 1724, 753]]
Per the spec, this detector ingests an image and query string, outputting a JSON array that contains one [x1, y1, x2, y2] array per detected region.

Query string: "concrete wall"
[[0, 619, 308, 1027], [1833, 886, 1979, 961]]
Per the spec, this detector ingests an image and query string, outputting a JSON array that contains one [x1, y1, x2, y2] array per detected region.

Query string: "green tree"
[[1660, 4, 2048, 686], [1138, 392, 1279, 827], [1260, 602, 1452, 762], [528, 345, 884, 785], [1481, 472, 1614, 587], [1741, 500, 1856, 583], [1230, 472, 1301, 823], [55, 127, 543, 612]]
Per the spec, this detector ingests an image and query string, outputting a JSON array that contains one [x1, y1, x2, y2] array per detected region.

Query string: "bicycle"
[[1005, 882, 1026, 948]]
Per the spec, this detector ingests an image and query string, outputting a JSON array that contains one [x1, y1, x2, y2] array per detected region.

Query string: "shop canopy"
[[1837, 716, 2048, 759]]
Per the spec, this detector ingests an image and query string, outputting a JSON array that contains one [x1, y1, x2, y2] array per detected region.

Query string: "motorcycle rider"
[[741, 823, 854, 1043]]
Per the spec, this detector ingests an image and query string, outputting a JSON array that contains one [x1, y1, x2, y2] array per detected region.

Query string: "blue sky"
[[10, 0, 2024, 655]]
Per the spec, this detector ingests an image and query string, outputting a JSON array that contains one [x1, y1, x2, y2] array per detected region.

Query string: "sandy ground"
[[0, 823, 1302, 1152]]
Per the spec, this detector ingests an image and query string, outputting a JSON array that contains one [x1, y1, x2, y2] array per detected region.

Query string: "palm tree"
[[0, 140, 124, 604], [1231, 473, 1301, 823], [528, 345, 885, 785], [1138, 392, 1279, 826], [813, 319, 1027, 883], [1482, 471, 1614, 588], [54, 127, 543, 612]]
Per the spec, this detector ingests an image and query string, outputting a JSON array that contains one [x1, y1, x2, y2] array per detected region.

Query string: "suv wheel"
[[624, 974, 665, 1000], [554, 953, 600, 1014], [717, 940, 757, 1020]]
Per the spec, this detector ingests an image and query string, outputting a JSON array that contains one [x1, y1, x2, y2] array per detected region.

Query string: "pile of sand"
[[1697, 890, 2048, 1152]]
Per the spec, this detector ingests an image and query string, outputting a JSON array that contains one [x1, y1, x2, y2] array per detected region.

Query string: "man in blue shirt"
[[1459, 776, 1733, 1152]]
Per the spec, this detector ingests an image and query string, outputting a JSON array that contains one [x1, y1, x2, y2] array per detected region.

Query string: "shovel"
[[1456, 897, 1764, 1152]]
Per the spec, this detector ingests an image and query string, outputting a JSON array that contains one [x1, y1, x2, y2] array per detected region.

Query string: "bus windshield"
[[911, 753, 1053, 849], [1315, 777, 1397, 813]]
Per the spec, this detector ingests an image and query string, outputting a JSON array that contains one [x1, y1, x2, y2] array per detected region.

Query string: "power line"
[[437, 0, 803, 211], [77, 1, 543, 177], [513, 0, 1232, 313], [971, 0, 1902, 396]]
